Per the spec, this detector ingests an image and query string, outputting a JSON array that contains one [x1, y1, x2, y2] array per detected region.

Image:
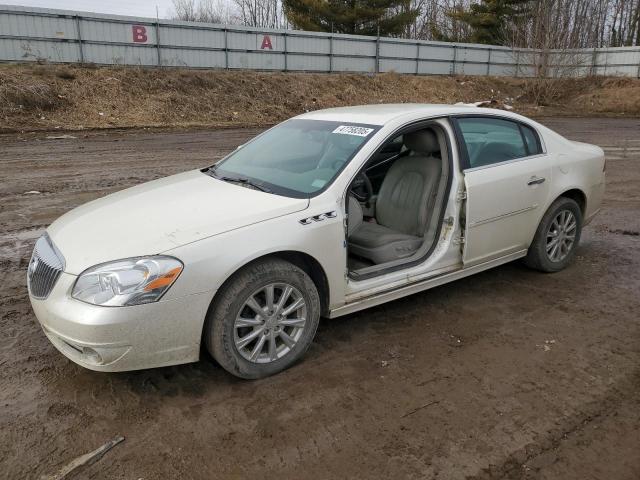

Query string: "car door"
[[454, 116, 552, 266]]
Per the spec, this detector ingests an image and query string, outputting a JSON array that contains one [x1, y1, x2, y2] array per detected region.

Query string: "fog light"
[[44, 327, 131, 366], [81, 346, 103, 365]]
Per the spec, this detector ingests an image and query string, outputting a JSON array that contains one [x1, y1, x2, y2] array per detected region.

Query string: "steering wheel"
[[350, 172, 373, 203]]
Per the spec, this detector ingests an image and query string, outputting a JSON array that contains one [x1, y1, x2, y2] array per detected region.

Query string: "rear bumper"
[[29, 272, 214, 372], [584, 207, 601, 226], [584, 180, 605, 226]]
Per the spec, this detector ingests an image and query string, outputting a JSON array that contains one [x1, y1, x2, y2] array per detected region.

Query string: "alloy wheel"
[[233, 283, 307, 364], [546, 209, 577, 262]]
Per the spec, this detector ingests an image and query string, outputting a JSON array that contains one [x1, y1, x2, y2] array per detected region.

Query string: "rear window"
[[457, 117, 527, 168], [521, 124, 542, 155]]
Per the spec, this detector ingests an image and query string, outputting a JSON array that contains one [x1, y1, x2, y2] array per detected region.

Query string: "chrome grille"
[[27, 234, 65, 299]]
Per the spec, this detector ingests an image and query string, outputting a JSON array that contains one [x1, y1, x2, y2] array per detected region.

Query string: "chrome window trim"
[[462, 152, 549, 173]]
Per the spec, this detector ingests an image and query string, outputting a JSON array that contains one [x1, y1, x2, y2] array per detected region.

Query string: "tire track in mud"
[[467, 371, 640, 480]]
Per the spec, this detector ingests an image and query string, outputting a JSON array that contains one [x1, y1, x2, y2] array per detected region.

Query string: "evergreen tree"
[[447, 0, 531, 45], [283, 0, 419, 37]]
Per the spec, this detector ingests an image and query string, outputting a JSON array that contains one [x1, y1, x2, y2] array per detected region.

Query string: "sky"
[[8, 0, 179, 18]]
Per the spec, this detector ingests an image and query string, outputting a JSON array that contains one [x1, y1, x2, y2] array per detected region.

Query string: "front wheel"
[[205, 258, 321, 379], [525, 197, 583, 273]]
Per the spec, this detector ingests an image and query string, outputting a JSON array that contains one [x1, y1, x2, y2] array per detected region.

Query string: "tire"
[[524, 196, 583, 273], [205, 258, 321, 379]]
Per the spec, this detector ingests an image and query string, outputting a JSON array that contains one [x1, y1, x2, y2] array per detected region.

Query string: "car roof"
[[296, 103, 525, 126]]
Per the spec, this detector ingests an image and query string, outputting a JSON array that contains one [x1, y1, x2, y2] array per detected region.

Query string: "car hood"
[[48, 170, 309, 274]]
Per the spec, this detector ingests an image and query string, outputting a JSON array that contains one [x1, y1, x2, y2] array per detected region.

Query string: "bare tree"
[[171, 0, 237, 24], [403, 0, 476, 41], [233, 0, 287, 28], [170, 0, 640, 49], [401, 0, 639, 48]]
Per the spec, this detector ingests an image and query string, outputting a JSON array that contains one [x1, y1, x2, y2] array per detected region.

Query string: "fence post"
[[223, 27, 228, 69], [282, 32, 287, 71], [452, 45, 457, 75], [155, 20, 161, 66], [415, 42, 420, 75], [375, 26, 380, 73], [590, 48, 597, 76], [514, 49, 520, 77], [486, 48, 491, 75], [75, 15, 84, 63], [329, 34, 333, 73]]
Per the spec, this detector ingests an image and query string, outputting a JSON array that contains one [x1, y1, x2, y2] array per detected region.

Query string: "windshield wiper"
[[231, 177, 272, 193], [207, 168, 271, 193]]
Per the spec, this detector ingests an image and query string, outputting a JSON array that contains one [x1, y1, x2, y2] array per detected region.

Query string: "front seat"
[[348, 129, 442, 265]]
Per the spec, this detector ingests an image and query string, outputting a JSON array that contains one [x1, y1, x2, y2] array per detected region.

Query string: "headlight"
[[72, 256, 183, 306]]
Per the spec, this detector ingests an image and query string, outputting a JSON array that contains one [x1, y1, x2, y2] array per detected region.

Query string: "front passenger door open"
[[346, 122, 451, 280]]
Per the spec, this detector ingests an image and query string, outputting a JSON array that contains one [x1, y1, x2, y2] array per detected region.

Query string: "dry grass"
[[570, 77, 640, 115], [1, 64, 638, 132], [1, 82, 65, 111]]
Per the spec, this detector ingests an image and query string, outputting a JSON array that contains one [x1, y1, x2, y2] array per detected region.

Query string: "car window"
[[521, 124, 542, 155], [368, 133, 404, 167], [381, 134, 404, 153], [457, 117, 528, 168], [211, 119, 380, 198]]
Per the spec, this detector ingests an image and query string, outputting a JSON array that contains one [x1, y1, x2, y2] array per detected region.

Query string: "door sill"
[[329, 249, 527, 318]]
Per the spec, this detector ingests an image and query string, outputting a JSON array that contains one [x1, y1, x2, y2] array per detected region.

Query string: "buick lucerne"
[[27, 105, 605, 378]]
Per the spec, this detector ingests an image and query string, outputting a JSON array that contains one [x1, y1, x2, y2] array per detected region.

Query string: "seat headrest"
[[404, 130, 439, 154]]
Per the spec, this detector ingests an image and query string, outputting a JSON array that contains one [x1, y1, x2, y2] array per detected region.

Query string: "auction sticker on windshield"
[[332, 125, 374, 137]]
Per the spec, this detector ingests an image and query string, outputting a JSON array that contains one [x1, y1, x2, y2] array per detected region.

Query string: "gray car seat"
[[348, 129, 442, 265]]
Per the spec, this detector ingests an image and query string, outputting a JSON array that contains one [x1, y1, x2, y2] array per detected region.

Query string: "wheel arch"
[[557, 188, 587, 217], [205, 250, 331, 322], [524, 188, 585, 272], [527, 188, 587, 251], [269, 251, 331, 317]]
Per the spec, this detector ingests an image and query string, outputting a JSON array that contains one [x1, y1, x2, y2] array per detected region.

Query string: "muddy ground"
[[1, 117, 639, 480]]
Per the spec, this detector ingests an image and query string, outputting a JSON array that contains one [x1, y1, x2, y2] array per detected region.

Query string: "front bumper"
[[29, 272, 214, 372]]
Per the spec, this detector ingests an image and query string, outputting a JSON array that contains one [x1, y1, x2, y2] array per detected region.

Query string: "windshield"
[[209, 119, 380, 198]]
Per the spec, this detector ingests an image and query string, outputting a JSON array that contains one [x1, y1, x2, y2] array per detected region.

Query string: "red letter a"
[[261, 35, 273, 50]]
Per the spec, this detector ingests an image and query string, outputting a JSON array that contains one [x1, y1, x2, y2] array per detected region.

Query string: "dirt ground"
[[1, 117, 639, 480]]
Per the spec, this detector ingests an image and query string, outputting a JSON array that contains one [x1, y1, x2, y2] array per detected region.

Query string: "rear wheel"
[[525, 197, 583, 272], [205, 258, 320, 379]]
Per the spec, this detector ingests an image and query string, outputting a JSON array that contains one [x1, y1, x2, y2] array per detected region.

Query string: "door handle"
[[528, 176, 546, 186]]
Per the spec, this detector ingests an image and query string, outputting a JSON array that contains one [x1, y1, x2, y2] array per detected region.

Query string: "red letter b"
[[132, 25, 148, 43]]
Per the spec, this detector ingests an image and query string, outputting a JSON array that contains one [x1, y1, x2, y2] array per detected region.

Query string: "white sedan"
[[27, 105, 605, 379]]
